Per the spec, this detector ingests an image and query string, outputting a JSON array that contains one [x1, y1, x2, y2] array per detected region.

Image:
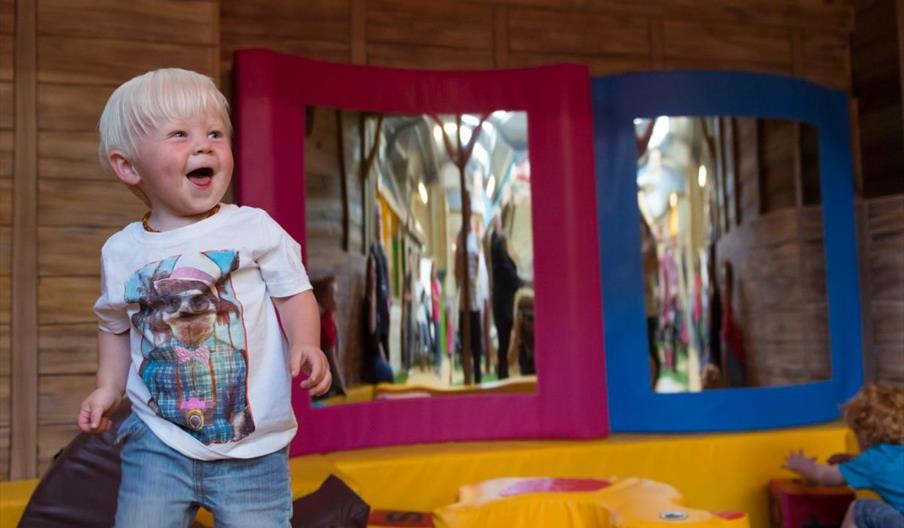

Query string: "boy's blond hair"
[[843, 383, 904, 447], [98, 68, 231, 176]]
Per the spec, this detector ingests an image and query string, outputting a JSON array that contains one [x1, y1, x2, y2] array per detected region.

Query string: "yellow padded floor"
[[0, 423, 850, 527]]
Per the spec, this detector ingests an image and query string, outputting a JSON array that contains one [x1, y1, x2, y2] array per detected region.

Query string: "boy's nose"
[[193, 139, 213, 154]]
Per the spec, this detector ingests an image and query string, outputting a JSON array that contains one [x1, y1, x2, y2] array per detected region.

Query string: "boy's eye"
[[169, 130, 187, 138], [209, 130, 223, 139]]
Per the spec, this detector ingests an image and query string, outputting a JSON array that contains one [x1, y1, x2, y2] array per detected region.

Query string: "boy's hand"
[[291, 345, 332, 396], [78, 387, 121, 433]]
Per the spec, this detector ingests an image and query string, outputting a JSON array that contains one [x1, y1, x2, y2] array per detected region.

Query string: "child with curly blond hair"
[[784, 383, 904, 527]]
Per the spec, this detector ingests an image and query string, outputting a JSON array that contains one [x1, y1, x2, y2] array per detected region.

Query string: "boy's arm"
[[78, 329, 130, 432], [273, 290, 331, 396], [783, 450, 846, 486]]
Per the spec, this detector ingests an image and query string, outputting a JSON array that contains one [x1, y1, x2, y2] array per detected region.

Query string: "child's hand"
[[783, 449, 817, 476], [290, 345, 332, 396], [78, 387, 121, 433]]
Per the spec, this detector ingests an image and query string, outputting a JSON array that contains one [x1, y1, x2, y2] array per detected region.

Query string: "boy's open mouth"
[[186, 167, 214, 186]]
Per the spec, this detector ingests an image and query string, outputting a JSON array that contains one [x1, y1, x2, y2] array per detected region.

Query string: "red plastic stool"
[[768, 478, 855, 527]]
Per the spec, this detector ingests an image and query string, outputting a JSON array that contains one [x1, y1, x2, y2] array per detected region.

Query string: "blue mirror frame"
[[593, 71, 863, 432]]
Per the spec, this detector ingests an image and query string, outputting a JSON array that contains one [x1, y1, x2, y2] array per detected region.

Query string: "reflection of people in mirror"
[[641, 220, 660, 387], [508, 288, 535, 376], [312, 276, 347, 398], [364, 209, 394, 384], [455, 217, 489, 384], [430, 262, 443, 373], [783, 384, 904, 526], [490, 215, 523, 380], [719, 261, 746, 387]]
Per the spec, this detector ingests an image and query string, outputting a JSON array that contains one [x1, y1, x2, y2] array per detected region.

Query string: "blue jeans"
[[114, 414, 292, 527]]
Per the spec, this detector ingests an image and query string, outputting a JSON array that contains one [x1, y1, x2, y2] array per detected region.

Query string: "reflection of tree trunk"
[[359, 114, 384, 253], [430, 113, 488, 384]]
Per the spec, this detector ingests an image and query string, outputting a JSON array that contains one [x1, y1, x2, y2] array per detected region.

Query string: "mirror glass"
[[634, 116, 830, 392], [304, 106, 536, 406]]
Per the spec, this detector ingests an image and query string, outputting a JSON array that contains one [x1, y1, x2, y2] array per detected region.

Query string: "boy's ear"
[[108, 150, 141, 186]]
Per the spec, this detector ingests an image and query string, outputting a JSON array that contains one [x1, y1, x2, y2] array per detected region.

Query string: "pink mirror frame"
[[234, 50, 607, 455]]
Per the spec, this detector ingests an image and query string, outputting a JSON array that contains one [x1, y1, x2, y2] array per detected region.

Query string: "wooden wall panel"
[[0, 129, 12, 178], [38, 131, 105, 181], [0, 33, 11, 79], [0, 81, 11, 128], [38, 227, 111, 277], [37, 83, 114, 132], [38, 277, 100, 325], [509, 8, 649, 56], [663, 20, 792, 66], [852, 0, 904, 198], [367, 1, 493, 49], [38, 37, 219, 86], [38, 180, 142, 227], [39, 324, 97, 376], [864, 194, 904, 386], [220, 0, 348, 43], [38, 0, 218, 45], [799, 31, 850, 90], [367, 44, 494, 70], [508, 51, 651, 76]]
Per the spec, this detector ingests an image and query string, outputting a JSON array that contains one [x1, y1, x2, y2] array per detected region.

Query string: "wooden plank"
[[39, 375, 95, 425], [0, 179, 9, 225], [11, 0, 38, 479], [800, 31, 851, 90], [875, 344, 904, 385], [38, 0, 217, 45], [367, 43, 494, 70], [0, 325, 8, 376], [38, 83, 115, 132], [39, 36, 218, 86], [0, 276, 7, 323], [509, 51, 650, 76], [37, 423, 81, 476], [650, 19, 664, 69], [466, 0, 853, 32], [0, 0, 11, 34], [0, 227, 8, 275], [367, 0, 493, 49], [663, 20, 793, 66], [38, 277, 99, 325], [0, 129, 11, 178], [38, 131, 105, 180], [494, 5, 509, 68], [872, 303, 904, 345], [0, 34, 11, 80], [0, 374, 7, 426], [38, 179, 144, 227], [351, 0, 366, 64], [221, 37, 350, 66], [0, 425, 8, 480], [220, 0, 349, 42], [0, 81, 11, 128], [509, 8, 649, 56], [39, 324, 98, 375], [38, 226, 116, 277]]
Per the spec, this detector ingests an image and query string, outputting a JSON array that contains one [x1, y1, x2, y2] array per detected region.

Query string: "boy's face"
[[117, 111, 232, 226]]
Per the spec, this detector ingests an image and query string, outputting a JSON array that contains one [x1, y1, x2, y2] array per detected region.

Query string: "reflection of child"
[[77, 68, 330, 526], [312, 276, 347, 397], [783, 384, 904, 527]]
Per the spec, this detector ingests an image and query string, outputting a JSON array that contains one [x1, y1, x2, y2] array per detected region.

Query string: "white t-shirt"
[[94, 204, 311, 460]]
